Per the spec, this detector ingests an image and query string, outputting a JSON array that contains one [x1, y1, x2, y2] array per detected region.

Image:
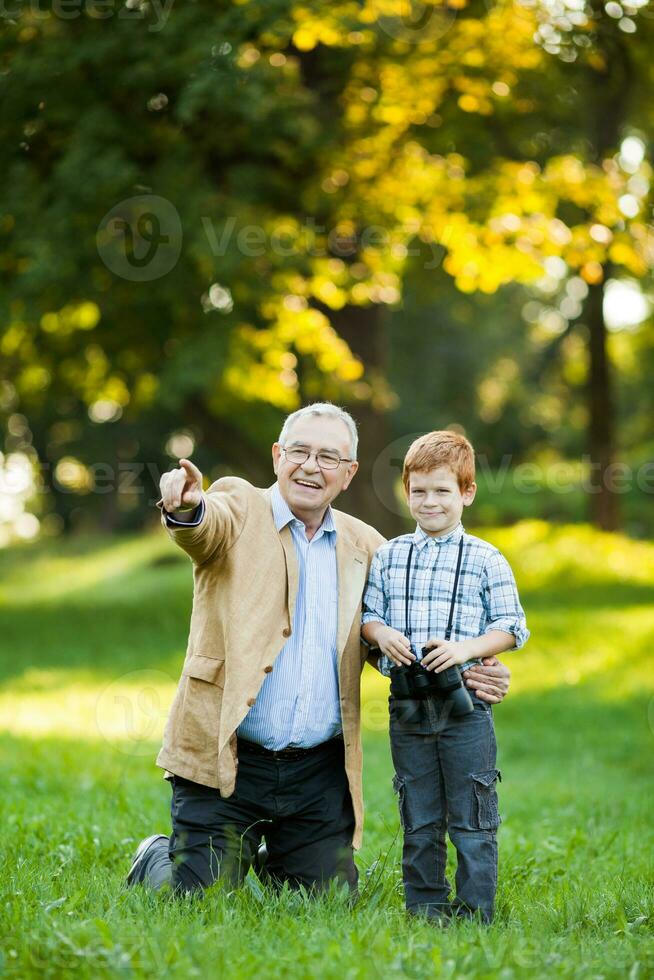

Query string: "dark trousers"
[[135, 736, 357, 895], [389, 692, 501, 923]]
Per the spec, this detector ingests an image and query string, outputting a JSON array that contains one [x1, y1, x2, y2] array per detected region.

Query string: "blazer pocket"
[[182, 655, 225, 688]]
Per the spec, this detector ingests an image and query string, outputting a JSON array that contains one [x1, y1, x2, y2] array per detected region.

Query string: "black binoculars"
[[390, 647, 474, 716]]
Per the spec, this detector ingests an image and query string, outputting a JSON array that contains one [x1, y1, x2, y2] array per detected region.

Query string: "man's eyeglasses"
[[280, 446, 352, 470]]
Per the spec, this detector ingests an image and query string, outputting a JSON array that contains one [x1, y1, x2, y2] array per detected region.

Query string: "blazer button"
[[264, 665, 273, 673], [282, 627, 291, 637], [247, 697, 256, 707]]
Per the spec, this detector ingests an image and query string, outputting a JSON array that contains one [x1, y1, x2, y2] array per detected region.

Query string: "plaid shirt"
[[362, 522, 529, 676]]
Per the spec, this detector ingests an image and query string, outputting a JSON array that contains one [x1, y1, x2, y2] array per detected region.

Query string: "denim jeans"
[[389, 690, 501, 923], [130, 736, 357, 895]]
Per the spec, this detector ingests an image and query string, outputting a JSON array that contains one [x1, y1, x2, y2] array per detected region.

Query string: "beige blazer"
[[155, 477, 385, 849]]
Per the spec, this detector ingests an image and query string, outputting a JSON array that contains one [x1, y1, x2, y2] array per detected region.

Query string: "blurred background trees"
[[1, 0, 652, 541]]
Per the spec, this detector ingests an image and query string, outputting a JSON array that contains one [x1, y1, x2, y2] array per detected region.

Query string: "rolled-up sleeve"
[[361, 551, 388, 627], [361, 551, 393, 676], [481, 551, 529, 649]]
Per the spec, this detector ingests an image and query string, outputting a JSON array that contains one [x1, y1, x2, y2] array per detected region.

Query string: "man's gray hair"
[[278, 402, 358, 460]]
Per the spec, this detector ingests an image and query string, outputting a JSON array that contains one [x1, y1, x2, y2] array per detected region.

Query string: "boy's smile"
[[408, 465, 476, 537]]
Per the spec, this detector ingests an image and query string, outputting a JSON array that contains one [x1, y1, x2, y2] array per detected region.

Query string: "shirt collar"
[[271, 482, 336, 536], [413, 521, 464, 550]]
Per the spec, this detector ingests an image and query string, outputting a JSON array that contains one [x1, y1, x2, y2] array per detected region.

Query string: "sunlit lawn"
[[0, 520, 652, 978]]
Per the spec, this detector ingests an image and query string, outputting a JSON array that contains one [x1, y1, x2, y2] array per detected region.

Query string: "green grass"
[[0, 522, 653, 978]]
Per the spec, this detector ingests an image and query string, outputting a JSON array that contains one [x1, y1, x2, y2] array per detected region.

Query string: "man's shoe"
[[126, 834, 169, 887], [252, 841, 269, 878]]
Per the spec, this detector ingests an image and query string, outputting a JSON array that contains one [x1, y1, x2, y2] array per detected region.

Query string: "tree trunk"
[[582, 23, 632, 531], [585, 277, 619, 530], [185, 396, 273, 488], [326, 303, 403, 538]]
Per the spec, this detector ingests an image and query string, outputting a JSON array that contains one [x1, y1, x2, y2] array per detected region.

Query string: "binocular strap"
[[404, 535, 465, 644]]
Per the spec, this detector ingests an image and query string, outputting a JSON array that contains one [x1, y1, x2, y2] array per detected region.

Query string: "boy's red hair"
[[402, 430, 475, 494]]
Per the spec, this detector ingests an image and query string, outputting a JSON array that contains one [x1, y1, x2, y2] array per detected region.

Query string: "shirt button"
[[247, 697, 256, 707], [264, 665, 273, 673], [282, 627, 291, 637]]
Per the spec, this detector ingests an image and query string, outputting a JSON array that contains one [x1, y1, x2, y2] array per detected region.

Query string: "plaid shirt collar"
[[412, 521, 464, 551], [271, 481, 336, 536]]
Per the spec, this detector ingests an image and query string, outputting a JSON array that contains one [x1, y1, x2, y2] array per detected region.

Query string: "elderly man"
[[127, 403, 510, 894]]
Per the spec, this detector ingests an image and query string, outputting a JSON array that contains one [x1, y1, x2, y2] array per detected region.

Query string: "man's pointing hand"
[[160, 458, 204, 514]]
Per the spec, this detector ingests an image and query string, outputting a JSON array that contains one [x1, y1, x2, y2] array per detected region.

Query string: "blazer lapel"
[[335, 520, 368, 663], [278, 523, 299, 627], [263, 485, 299, 627]]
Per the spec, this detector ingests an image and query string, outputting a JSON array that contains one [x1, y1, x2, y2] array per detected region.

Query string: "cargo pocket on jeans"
[[392, 774, 408, 831], [471, 768, 502, 830]]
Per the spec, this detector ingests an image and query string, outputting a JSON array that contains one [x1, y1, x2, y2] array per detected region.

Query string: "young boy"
[[362, 430, 528, 925]]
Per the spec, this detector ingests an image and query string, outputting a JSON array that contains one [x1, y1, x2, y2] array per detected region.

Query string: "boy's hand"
[[421, 638, 473, 673], [377, 626, 415, 667]]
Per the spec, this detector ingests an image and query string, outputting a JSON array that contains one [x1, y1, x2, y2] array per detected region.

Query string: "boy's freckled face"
[[408, 465, 476, 537]]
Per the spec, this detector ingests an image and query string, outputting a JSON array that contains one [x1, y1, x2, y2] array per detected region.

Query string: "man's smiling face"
[[272, 415, 359, 523]]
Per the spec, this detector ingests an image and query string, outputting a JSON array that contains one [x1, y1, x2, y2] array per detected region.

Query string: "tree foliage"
[[0, 0, 652, 536]]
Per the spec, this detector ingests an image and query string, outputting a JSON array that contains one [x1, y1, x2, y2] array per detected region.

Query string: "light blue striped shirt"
[[164, 484, 342, 749], [237, 483, 341, 748]]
